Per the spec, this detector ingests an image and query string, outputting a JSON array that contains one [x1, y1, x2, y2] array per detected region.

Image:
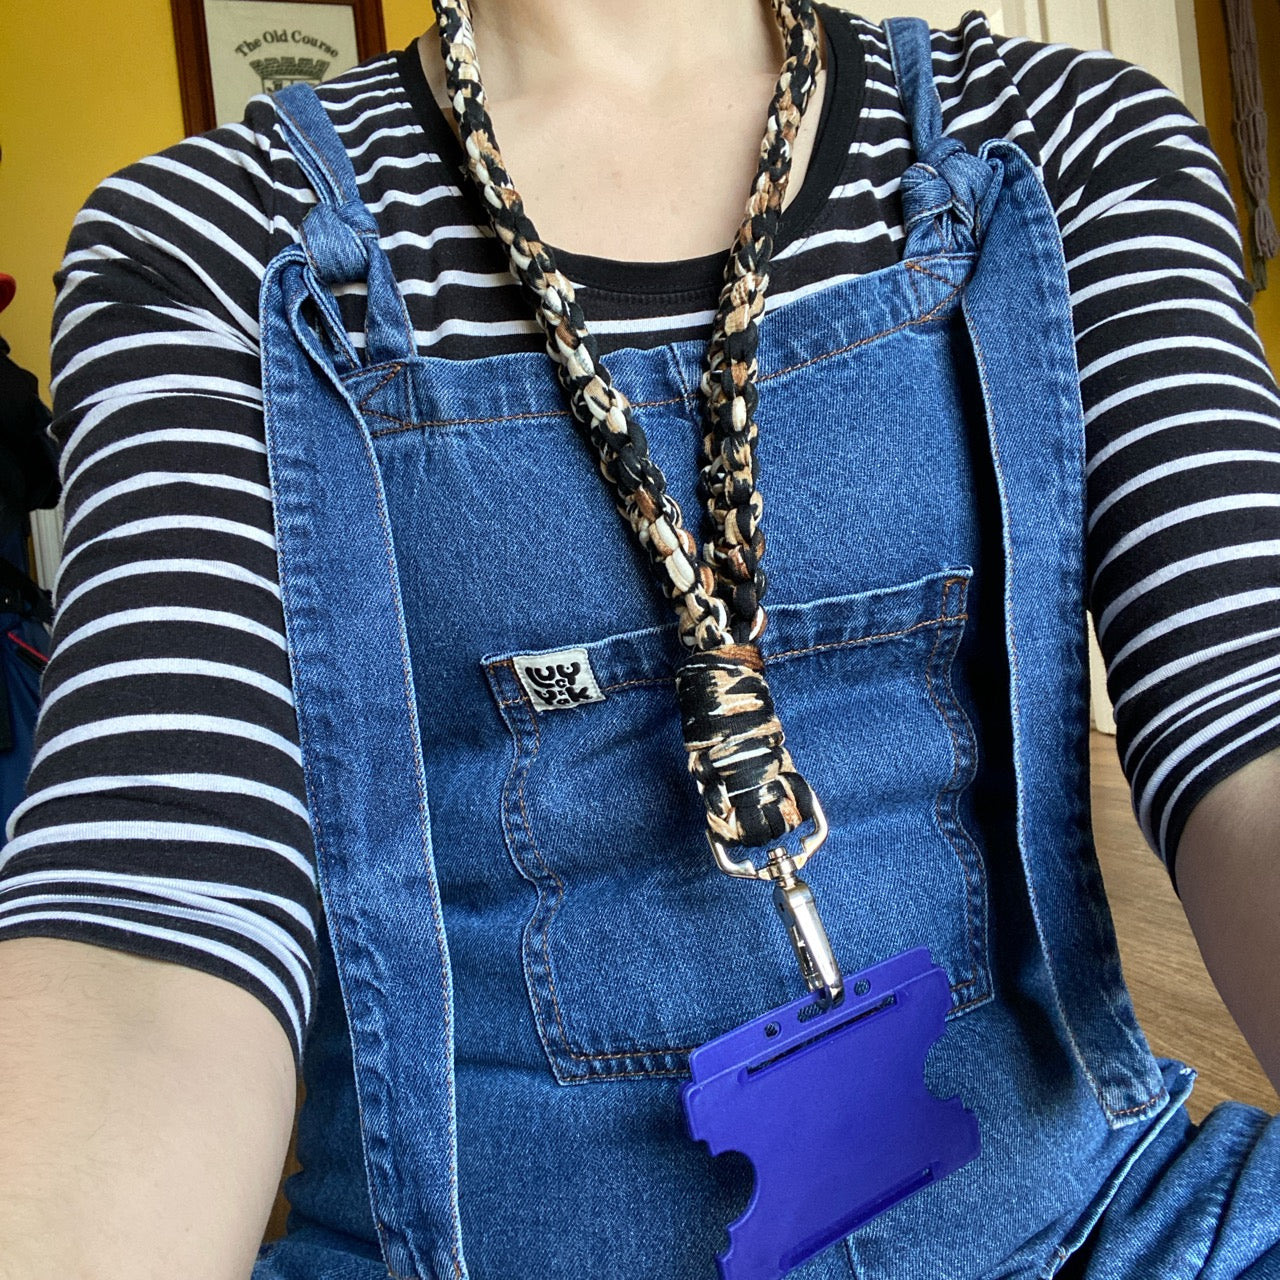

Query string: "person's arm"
[[0, 108, 319, 1275], [1174, 746, 1280, 1095], [0, 938, 296, 1280], [1006, 41, 1280, 1085]]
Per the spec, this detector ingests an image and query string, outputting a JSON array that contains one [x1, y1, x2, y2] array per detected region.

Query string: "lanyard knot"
[[675, 645, 816, 850]]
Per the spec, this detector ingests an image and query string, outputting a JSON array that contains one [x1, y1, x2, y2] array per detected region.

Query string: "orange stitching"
[[375, 1221, 424, 1280], [906, 256, 972, 286], [498, 665, 702, 1066], [365, 391, 689, 436], [760, 284, 962, 384], [768, 610, 966, 662], [1109, 1087, 1169, 1118], [599, 675, 671, 692], [488, 602, 972, 704], [364, 287, 965, 436], [353, 363, 404, 412], [488, 609, 971, 705], [905, 264, 926, 310], [510, 685, 585, 1058]]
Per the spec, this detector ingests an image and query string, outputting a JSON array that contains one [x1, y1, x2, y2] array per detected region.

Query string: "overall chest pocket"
[[482, 569, 991, 1083]]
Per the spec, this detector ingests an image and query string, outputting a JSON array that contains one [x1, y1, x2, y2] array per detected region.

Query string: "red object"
[[0, 274, 15, 313], [6, 629, 48, 664]]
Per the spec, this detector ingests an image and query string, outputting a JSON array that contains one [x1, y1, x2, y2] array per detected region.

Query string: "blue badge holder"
[[683, 947, 980, 1280]]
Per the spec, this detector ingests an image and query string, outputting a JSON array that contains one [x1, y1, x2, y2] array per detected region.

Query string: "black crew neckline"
[[396, 4, 865, 298]]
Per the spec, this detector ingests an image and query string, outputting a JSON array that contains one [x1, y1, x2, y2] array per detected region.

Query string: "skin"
[[1177, 748, 1280, 1093], [417, 0, 827, 262], [0, 938, 296, 1280]]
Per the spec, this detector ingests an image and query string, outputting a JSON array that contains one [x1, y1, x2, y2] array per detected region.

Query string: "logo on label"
[[514, 648, 605, 710], [250, 55, 332, 92]]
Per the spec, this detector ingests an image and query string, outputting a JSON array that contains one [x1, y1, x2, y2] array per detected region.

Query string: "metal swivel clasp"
[[706, 794, 843, 1006], [770, 864, 844, 1009]]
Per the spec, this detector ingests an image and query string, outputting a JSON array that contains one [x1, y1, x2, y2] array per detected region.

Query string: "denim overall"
[[253, 19, 1280, 1280]]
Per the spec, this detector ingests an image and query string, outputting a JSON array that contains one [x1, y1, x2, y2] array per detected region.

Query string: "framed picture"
[[171, 0, 387, 135]]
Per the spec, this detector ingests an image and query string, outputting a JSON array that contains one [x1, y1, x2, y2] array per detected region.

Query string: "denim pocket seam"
[[362, 288, 966, 436], [490, 607, 972, 710], [495, 659, 697, 1078], [484, 570, 991, 1080], [922, 576, 989, 1009], [364, 392, 686, 437], [762, 282, 962, 385]]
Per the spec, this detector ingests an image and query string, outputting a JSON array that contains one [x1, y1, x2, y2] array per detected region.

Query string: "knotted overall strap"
[[275, 83, 418, 368], [430, 0, 821, 854], [886, 17, 996, 256]]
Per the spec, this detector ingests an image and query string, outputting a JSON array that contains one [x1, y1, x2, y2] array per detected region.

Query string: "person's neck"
[[418, 0, 828, 262], [462, 0, 785, 103]]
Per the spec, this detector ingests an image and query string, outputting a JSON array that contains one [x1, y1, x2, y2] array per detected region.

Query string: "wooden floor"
[[263, 733, 1278, 1241], [1089, 729, 1278, 1123]]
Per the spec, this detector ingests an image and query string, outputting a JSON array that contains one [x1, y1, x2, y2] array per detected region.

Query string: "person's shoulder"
[[987, 23, 1187, 116], [69, 99, 289, 254], [937, 14, 1203, 200], [307, 48, 408, 113]]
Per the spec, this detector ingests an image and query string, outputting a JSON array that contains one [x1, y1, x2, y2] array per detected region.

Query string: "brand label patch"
[[514, 648, 605, 710]]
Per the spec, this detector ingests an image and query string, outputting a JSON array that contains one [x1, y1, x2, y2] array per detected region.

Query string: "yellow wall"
[[0, 0, 185, 395], [0, 1, 432, 398], [1195, 0, 1280, 372], [383, 0, 430, 49]]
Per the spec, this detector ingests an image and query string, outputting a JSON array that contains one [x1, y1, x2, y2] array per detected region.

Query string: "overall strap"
[[888, 12, 1165, 1125], [960, 138, 1168, 1124], [258, 174, 470, 1280], [884, 17, 943, 157], [885, 16, 996, 255], [273, 82, 416, 366]]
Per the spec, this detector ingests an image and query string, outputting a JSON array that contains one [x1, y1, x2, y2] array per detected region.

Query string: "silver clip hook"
[[705, 795, 842, 1003], [772, 871, 844, 1008]]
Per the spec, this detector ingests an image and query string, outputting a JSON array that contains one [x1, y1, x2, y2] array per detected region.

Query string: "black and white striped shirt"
[[4, 9, 1279, 1068]]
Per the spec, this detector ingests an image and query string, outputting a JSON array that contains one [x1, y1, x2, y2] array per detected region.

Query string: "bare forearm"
[[1176, 746, 1280, 1095], [0, 938, 297, 1280]]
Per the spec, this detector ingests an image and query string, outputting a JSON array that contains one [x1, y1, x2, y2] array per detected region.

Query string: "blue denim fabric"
[[1, 528, 49, 836], [253, 18, 1280, 1280]]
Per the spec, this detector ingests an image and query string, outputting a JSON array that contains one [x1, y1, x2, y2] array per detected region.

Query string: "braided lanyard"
[[430, 0, 842, 1004]]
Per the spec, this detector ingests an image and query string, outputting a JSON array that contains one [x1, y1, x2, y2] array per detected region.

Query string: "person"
[[0, 2, 1278, 1276], [0, 274, 60, 832]]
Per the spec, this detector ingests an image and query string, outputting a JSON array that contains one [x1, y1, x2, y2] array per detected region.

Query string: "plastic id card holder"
[[683, 947, 980, 1280]]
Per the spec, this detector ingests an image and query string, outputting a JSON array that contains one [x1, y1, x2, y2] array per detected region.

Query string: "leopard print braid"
[[431, 0, 731, 651], [430, 0, 823, 855], [700, 2, 822, 645]]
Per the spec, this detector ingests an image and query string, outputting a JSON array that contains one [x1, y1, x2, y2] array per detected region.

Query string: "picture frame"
[[170, 0, 387, 135]]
